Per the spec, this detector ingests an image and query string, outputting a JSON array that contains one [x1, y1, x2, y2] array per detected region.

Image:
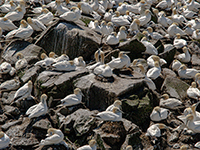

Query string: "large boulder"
[[35, 21, 101, 61]]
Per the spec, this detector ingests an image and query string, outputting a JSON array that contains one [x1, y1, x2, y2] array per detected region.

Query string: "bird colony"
[[1, 0, 200, 149]]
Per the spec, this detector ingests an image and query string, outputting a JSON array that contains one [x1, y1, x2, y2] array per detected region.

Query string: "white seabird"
[[26, 94, 48, 118], [106, 22, 114, 34], [27, 17, 46, 32], [106, 32, 119, 45], [171, 59, 182, 71], [35, 52, 55, 68], [150, 106, 169, 121], [173, 33, 187, 49], [0, 79, 20, 92], [60, 6, 81, 22], [117, 26, 127, 41], [141, 37, 158, 55], [178, 64, 199, 79], [0, 17, 17, 31], [147, 27, 163, 40], [0, 131, 10, 149], [146, 61, 161, 80], [147, 55, 167, 68], [187, 82, 200, 100], [37, 8, 54, 25], [4, 6, 24, 21], [0, 0, 16, 13], [100, 21, 109, 35], [55, 0, 69, 15], [111, 11, 130, 26], [77, 139, 97, 150], [146, 123, 168, 137], [192, 29, 200, 40], [88, 20, 102, 33], [74, 56, 86, 67], [52, 60, 76, 71], [176, 46, 191, 63], [15, 52, 28, 70], [159, 94, 182, 109], [185, 114, 200, 133]]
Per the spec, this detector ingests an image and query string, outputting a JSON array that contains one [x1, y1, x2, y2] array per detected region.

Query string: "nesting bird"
[[77, 139, 97, 150], [159, 94, 182, 109], [27, 17, 46, 32], [150, 106, 169, 121], [176, 47, 191, 63], [178, 64, 200, 79], [0, 79, 20, 92], [146, 123, 168, 137], [15, 52, 28, 70], [187, 82, 200, 100], [146, 61, 161, 80], [117, 26, 127, 41]]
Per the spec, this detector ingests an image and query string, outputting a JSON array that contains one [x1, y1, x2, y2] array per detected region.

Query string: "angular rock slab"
[[161, 76, 190, 100], [75, 73, 145, 110], [35, 21, 101, 61], [2, 40, 44, 65], [35, 69, 89, 98]]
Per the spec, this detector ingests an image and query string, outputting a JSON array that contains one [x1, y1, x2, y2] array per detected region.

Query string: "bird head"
[[41, 94, 47, 103], [89, 139, 96, 147], [41, 8, 49, 14], [107, 22, 113, 27], [186, 114, 194, 126], [20, 0, 25, 5], [154, 61, 160, 67], [161, 94, 169, 100], [151, 55, 160, 62], [115, 11, 120, 17], [68, 60, 74, 65], [56, 0, 61, 4], [118, 2, 123, 6], [153, 8, 159, 15], [74, 88, 82, 95], [3, 17, 8, 21], [187, 23, 192, 28], [126, 10, 129, 15], [16, 52, 24, 59], [65, 0, 70, 4], [195, 73, 200, 80], [0, 131, 4, 139], [147, 27, 153, 33], [144, 9, 150, 15], [191, 82, 197, 88], [49, 52, 55, 58], [16, 6, 22, 12], [157, 123, 168, 129], [180, 145, 188, 150], [179, 64, 187, 70], [176, 33, 181, 39], [119, 26, 126, 31], [134, 19, 140, 25], [137, 64, 145, 74], [154, 106, 161, 112], [77, 2, 82, 9], [47, 128, 56, 136], [101, 21, 106, 26], [41, 53, 48, 60], [182, 46, 188, 53], [126, 145, 133, 150], [20, 19, 28, 28], [114, 100, 122, 107], [142, 30, 148, 36], [78, 56, 84, 62], [177, 2, 181, 6], [140, 0, 145, 4], [9, 0, 15, 6], [111, 32, 117, 37], [28, 80, 33, 88], [71, 6, 78, 11], [27, 17, 32, 24]]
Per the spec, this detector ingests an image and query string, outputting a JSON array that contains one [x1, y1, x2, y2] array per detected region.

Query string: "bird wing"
[[26, 104, 38, 115], [41, 134, 61, 145], [28, 103, 47, 118], [34, 19, 46, 31], [14, 84, 29, 100]]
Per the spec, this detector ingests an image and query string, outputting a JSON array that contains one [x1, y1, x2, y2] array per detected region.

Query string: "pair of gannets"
[[0, 0, 16, 13], [146, 123, 168, 137], [111, 11, 130, 26], [37, 8, 54, 25], [11, 80, 33, 104], [40, 128, 68, 148], [150, 106, 169, 121], [77, 139, 96, 150], [88, 20, 102, 33], [15, 52, 28, 70], [146, 61, 161, 80], [6, 20, 33, 39], [51, 60, 76, 71], [26, 94, 48, 118], [58, 88, 83, 107], [147, 55, 167, 68], [95, 107, 122, 121], [55, 0, 69, 15], [0, 79, 20, 92], [27, 17, 46, 32], [4, 6, 24, 21], [0, 62, 16, 76], [176, 47, 191, 63], [0, 17, 17, 31], [87, 50, 104, 71], [173, 33, 187, 49], [187, 82, 200, 100], [141, 37, 158, 55], [159, 94, 182, 109], [35, 52, 55, 68], [0, 131, 10, 149], [107, 51, 131, 69], [106, 100, 122, 111], [74, 56, 86, 67], [178, 64, 199, 79], [60, 7, 81, 22]]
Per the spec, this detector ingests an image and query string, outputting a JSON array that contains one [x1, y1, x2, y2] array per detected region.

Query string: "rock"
[[56, 104, 86, 116], [35, 21, 101, 61], [121, 118, 141, 134], [159, 47, 176, 68], [33, 118, 52, 130], [35, 69, 88, 98], [161, 76, 190, 100], [3, 105, 20, 116], [192, 54, 200, 67], [167, 132, 179, 143], [2, 40, 44, 65], [162, 68, 177, 78], [21, 66, 43, 83], [94, 121, 127, 150], [1, 119, 22, 131], [75, 73, 145, 110], [118, 37, 146, 60], [0, 114, 8, 124], [1, 91, 16, 105], [17, 97, 37, 111]]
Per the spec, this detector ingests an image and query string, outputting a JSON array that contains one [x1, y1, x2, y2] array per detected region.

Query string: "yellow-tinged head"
[[154, 61, 160, 67], [78, 56, 83, 61], [191, 82, 197, 88], [115, 11, 120, 17], [182, 46, 188, 53], [0, 131, 4, 139], [114, 100, 122, 106], [118, 2, 123, 6], [77, 2, 82, 9], [162, 94, 169, 100], [145, 9, 150, 15], [112, 107, 119, 113], [151, 55, 160, 61], [74, 88, 82, 95], [27, 17, 32, 24], [3, 17, 8, 21], [154, 106, 161, 112], [186, 114, 194, 121], [147, 27, 153, 33], [28, 80, 33, 88], [107, 22, 113, 27], [176, 33, 181, 39], [153, 8, 159, 15], [134, 19, 140, 25], [120, 26, 126, 31], [68, 60, 74, 65], [140, 0, 145, 4], [41, 53, 48, 60], [16, 6, 22, 12], [157, 123, 167, 129], [41, 94, 47, 103], [195, 73, 200, 79], [16, 52, 24, 59], [41, 8, 49, 13], [89, 139, 96, 147], [179, 64, 187, 70], [126, 145, 133, 150], [137, 64, 145, 74], [126, 10, 129, 15], [101, 20, 106, 26], [142, 30, 148, 36], [180, 145, 188, 150], [49, 52, 55, 58]]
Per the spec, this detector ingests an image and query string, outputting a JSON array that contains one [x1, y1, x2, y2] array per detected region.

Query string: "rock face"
[[75, 73, 145, 110], [35, 21, 101, 61], [1, 40, 44, 65]]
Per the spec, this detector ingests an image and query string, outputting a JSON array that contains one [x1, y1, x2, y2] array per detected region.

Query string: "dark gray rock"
[[192, 54, 200, 67], [2, 40, 44, 65], [1, 119, 22, 131], [75, 73, 145, 110], [161, 77, 190, 100], [35, 21, 101, 61], [1, 91, 16, 105], [159, 48, 176, 68], [0, 114, 8, 124], [162, 68, 177, 78], [3, 105, 20, 116], [32, 118, 52, 130]]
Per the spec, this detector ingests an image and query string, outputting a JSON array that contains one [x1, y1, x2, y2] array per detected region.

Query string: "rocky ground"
[[2, 0, 200, 150]]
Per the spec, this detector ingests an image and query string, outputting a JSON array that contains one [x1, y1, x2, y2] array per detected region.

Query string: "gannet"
[[58, 88, 83, 107], [91, 0, 99, 11], [0, 62, 12, 74], [185, 0, 200, 11], [86, 50, 104, 71], [15, 52, 28, 70], [88, 20, 102, 33], [147, 27, 163, 40], [178, 64, 199, 79], [107, 22, 113, 34], [173, 33, 187, 49], [26, 94, 48, 118], [167, 23, 186, 37], [106, 32, 119, 45], [192, 29, 200, 40], [0, 79, 20, 92], [171, 8, 187, 26], [184, 23, 194, 36], [107, 0, 113, 9], [158, 12, 172, 28], [146, 123, 168, 137], [182, 6, 197, 19], [117, 3, 127, 15], [146, 61, 161, 80], [129, 19, 140, 33], [40, 128, 67, 147], [12, 80, 33, 103], [55, 54, 69, 63], [141, 37, 158, 55], [0, 131, 10, 149], [195, 73, 200, 88], [77, 139, 97, 150], [117, 26, 127, 41], [104, 9, 114, 22], [19, 0, 26, 14], [100, 21, 109, 35], [94, 64, 113, 77], [150, 106, 169, 121], [171, 59, 182, 71], [4, 6, 24, 21], [187, 82, 200, 100], [0, 0, 16, 13], [74, 56, 86, 67], [107, 51, 130, 69], [77, 2, 93, 15], [6, 20, 33, 39], [156, 0, 172, 9], [159, 94, 182, 109], [176, 47, 191, 63], [138, 9, 151, 27], [95, 107, 122, 121], [185, 114, 200, 133], [106, 100, 122, 111], [137, 64, 156, 90], [99, 0, 108, 10], [52, 60, 76, 71], [27, 17, 46, 32], [35, 53, 55, 67], [0, 17, 17, 31], [147, 55, 167, 68], [111, 11, 130, 26], [60, 7, 81, 22], [37, 8, 54, 25], [55, 0, 69, 15]]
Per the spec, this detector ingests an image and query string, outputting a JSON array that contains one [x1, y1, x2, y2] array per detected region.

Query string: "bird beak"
[[81, 91, 84, 97], [158, 112, 161, 118], [46, 134, 49, 136], [122, 51, 130, 54]]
